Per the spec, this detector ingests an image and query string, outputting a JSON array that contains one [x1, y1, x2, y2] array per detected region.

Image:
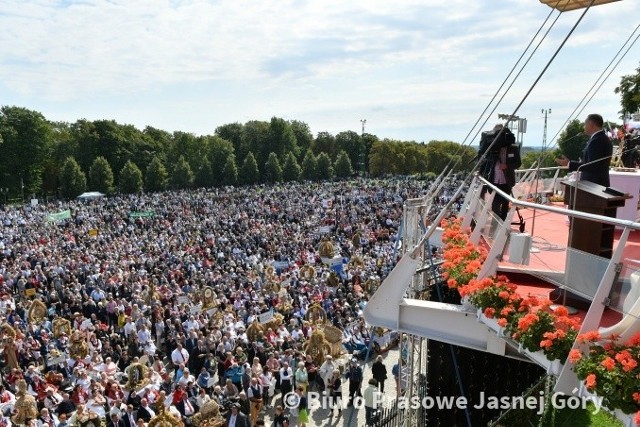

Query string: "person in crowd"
[[345, 358, 363, 407], [371, 355, 388, 393], [327, 370, 343, 416], [0, 178, 447, 426]]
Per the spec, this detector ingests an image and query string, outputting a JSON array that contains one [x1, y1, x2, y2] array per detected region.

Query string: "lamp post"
[[359, 119, 367, 175], [530, 108, 551, 243]]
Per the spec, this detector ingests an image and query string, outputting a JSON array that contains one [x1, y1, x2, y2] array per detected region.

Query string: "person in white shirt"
[[171, 343, 189, 373], [123, 318, 137, 339], [182, 316, 199, 333], [137, 324, 151, 345], [277, 325, 290, 340], [318, 355, 336, 390], [278, 362, 293, 400], [290, 327, 303, 341], [177, 368, 195, 387]]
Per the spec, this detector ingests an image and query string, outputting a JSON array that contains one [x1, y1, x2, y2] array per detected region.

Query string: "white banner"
[[259, 311, 274, 324], [177, 295, 190, 305]]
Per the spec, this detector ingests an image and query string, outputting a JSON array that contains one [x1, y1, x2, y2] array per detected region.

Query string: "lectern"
[[562, 180, 630, 259]]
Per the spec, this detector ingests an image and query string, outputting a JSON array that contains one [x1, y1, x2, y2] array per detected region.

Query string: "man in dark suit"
[[225, 403, 250, 427], [136, 398, 156, 422], [122, 405, 137, 427], [557, 114, 612, 187], [107, 413, 126, 427]]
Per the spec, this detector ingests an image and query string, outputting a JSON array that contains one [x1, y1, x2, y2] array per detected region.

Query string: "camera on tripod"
[[478, 125, 517, 178], [478, 125, 516, 157]]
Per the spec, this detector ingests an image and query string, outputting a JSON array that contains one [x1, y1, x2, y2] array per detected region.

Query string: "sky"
[[1, 0, 638, 149]]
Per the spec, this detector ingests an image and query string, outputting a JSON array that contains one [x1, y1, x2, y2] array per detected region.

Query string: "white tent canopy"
[[77, 191, 105, 200]]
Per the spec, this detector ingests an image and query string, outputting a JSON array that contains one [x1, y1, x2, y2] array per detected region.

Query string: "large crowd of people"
[[0, 177, 464, 427]]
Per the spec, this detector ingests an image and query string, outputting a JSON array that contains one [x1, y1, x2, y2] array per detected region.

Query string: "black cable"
[[544, 22, 640, 153], [457, 3, 561, 148], [437, 0, 565, 175]]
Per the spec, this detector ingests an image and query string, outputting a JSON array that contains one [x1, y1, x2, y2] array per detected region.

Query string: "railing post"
[[477, 206, 516, 279], [470, 191, 495, 245], [554, 227, 631, 395]]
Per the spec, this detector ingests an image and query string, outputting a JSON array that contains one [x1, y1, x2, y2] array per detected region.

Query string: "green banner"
[[129, 210, 156, 218], [46, 209, 71, 222]]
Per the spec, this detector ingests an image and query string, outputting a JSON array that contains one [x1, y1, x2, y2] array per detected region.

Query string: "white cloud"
[[0, 0, 637, 145]]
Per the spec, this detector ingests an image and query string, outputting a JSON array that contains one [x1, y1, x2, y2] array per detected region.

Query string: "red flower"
[[517, 313, 539, 332], [497, 318, 507, 327], [577, 331, 601, 343], [632, 392, 640, 404], [484, 307, 495, 319], [626, 332, 640, 347], [540, 339, 553, 349], [585, 373, 597, 389], [568, 349, 581, 364], [601, 357, 616, 371], [635, 411, 640, 427], [553, 305, 569, 317]]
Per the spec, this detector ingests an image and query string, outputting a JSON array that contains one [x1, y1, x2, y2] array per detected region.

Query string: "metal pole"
[[530, 108, 551, 240]]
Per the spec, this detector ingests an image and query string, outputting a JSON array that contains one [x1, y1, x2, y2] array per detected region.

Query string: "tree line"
[[0, 106, 477, 199]]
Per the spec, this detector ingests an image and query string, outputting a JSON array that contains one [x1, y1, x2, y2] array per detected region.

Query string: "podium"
[[562, 180, 630, 259]]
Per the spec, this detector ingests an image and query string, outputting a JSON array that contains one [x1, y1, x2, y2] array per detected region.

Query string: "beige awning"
[[539, 0, 622, 11]]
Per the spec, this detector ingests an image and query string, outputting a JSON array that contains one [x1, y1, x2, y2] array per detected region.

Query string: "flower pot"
[[477, 310, 503, 336], [613, 408, 634, 427], [524, 349, 563, 376], [460, 296, 474, 311]]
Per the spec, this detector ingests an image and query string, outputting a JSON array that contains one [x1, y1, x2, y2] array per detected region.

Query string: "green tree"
[[215, 122, 244, 161], [289, 120, 313, 156], [119, 160, 144, 194], [301, 150, 318, 181], [400, 143, 419, 175], [282, 152, 302, 182], [264, 152, 283, 183], [334, 150, 353, 178], [361, 133, 378, 174], [558, 119, 589, 160], [171, 155, 195, 189], [0, 106, 53, 197], [424, 140, 475, 174], [168, 132, 207, 175], [59, 157, 86, 199], [239, 152, 260, 185], [369, 141, 399, 176], [311, 131, 337, 160], [521, 150, 558, 170], [614, 63, 640, 117], [268, 117, 299, 159], [145, 157, 169, 192], [88, 156, 114, 194], [195, 158, 214, 188], [43, 121, 77, 195], [335, 131, 363, 171], [223, 153, 238, 186], [316, 152, 334, 180], [241, 120, 270, 169], [206, 136, 235, 186]]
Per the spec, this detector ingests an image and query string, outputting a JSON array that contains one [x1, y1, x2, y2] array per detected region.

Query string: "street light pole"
[[359, 119, 367, 175], [531, 108, 551, 240]]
